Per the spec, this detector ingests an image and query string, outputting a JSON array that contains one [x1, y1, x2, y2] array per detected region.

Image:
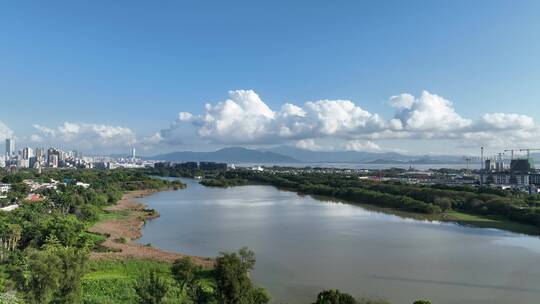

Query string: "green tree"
[[0, 223, 22, 260], [413, 301, 431, 304], [13, 238, 88, 304], [214, 247, 269, 304], [192, 285, 217, 304], [434, 197, 453, 211], [171, 256, 197, 291], [39, 215, 84, 247], [15, 248, 62, 304], [134, 269, 169, 304], [312, 289, 357, 304], [48, 243, 89, 304], [247, 287, 271, 304]]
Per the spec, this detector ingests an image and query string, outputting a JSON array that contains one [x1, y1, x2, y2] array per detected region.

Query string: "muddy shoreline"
[[88, 189, 213, 267]]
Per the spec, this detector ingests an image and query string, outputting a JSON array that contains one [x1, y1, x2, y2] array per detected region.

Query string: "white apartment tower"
[[22, 147, 33, 160]]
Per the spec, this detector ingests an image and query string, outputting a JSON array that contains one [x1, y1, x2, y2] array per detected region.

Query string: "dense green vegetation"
[[82, 248, 269, 304], [312, 289, 390, 304], [199, 177, 248, 188], [311, 289, 431, 304], [0, 169, 180, 303], [203, 170, 540, 233]]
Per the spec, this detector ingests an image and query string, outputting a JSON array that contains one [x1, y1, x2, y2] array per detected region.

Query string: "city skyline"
[[1, 1, 540, 155]]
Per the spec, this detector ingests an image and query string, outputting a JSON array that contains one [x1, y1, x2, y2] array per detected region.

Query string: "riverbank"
[[441, 210, 540, 235], [88, 189, 213, 267], [295, 190, 540, 236], [202, 180, 540, 236], [199, 169, 540, 236]]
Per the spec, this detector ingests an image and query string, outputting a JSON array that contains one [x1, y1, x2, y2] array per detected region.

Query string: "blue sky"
[[1, 0, 540, 155]]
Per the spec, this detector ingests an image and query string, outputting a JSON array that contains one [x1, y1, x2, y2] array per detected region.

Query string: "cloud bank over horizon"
[[155, 89, 540, 153], [30, 122, 138, 151], [2, 89, 539, 155]]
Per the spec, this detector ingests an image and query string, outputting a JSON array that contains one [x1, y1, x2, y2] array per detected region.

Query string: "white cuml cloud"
[[178, 112, 194, 122], [392, 90, 472, 132], [168, 90, 385, 145], [162, 89, 540, 152], [389, 93, 415, 109], [31, 122, 137, 149], [191, 90, 276, 143], [3, 89, 537, 154], [295, 139, 325, 151], [479, 113, 535, 130], [343, 140, 381, 152], [0, 121, 14, 141], [302, 99, 384, 136]]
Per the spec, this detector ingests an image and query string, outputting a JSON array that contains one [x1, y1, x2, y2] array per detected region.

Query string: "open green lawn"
[[443, 211, 540, 235], [82, 259, 215, 304], [351, 201, 540, 236], [85, 209, 131, 229]]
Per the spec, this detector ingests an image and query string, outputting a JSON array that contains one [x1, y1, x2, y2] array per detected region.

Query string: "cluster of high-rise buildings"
[[1, 138, 89, 171], [1, 138, 149, 171], [481, 157, 540, 193]]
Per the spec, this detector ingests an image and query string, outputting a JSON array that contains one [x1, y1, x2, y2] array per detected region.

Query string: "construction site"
[[472, 148, 540, 193]]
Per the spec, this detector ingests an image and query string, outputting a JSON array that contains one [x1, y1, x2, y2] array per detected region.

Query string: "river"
[[139, 178, 540, 304]]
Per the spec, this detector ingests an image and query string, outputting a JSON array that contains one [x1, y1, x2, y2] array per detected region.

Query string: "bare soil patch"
[[89, 190, 213, 267]]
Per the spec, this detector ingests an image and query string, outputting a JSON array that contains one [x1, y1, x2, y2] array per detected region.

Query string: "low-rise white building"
[[23, 179, 59, 191], [0, 204, 19, 212], [0, 183, 11, 194]]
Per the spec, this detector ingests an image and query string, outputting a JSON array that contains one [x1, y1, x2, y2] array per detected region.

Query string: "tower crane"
[[463, 156, 472, 171], [504, 149, 516, 160], [519, 148, 540, 160]]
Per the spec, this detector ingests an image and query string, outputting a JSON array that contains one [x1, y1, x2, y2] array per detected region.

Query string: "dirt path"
[[88, 189, 213, 267]]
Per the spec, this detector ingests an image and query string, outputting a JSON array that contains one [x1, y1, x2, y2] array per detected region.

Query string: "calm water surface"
[[139, 178, 540, 304]]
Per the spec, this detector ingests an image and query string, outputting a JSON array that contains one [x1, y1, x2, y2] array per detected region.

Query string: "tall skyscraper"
[[35, 147, 44, 160], [48, 154, 59, 168], [132, 148, 136, 160], [5, 138, 15, 157], [22, 147, 33, 160]]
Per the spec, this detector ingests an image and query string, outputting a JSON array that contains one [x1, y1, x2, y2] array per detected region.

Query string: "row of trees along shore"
[[199, 169, 540, 230]]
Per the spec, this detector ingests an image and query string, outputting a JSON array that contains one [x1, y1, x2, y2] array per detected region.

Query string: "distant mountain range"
[[147, 146, 474, 164], [265, 146, 469, 164], [149, 147, 299, 163]]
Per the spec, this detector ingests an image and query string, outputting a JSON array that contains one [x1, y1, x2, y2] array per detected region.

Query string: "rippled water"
[[139, 178, 540, 304]]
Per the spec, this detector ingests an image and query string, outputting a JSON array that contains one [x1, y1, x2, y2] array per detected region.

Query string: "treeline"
[[207, 170, 540, 230], [312, 289, 431, 304], [199, 177, 248, 188], [0, 169, 181, 303]]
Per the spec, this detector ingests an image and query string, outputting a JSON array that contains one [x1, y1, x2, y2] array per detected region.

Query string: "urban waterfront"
[[139, 178, 540, 304]]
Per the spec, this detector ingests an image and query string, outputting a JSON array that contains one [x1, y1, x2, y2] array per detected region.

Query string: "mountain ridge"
[[149, 147, 299, 163]]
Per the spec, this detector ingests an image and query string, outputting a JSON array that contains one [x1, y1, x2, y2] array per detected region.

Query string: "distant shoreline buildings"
[[1, 138, 150, 171], [481, 157, 540, 193]]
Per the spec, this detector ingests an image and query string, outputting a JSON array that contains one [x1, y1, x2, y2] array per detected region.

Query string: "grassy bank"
[[82, 259, 214, 304], [442, 211, 540, 235], [313, 193, 540, 235]]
